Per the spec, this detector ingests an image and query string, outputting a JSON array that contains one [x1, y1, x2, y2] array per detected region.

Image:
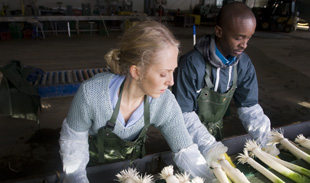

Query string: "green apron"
[[88, 81, 150, 166], [197, 63, 237, 140]]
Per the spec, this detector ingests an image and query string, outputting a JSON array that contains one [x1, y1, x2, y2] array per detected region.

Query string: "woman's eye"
[[160, 73, 167, 77]]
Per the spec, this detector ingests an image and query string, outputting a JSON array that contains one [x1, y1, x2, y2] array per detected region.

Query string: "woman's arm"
[[59, 120, 90, 183]]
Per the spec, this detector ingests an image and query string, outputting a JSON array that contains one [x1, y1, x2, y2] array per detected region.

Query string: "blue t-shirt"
[[215, 44, 236, 66]]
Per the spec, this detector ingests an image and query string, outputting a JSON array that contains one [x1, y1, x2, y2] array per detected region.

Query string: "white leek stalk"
[[295, 134, 310, 149], [191, 177, 204, 183], [175, 172, 191, 183], [264, 151, 310, 178], [159, 165, 180, 183], [270, 130, 310, 164], [210, 161, 230, 183], [245, 140, 310, 183], [116, 168, 140, 183], [218, 155, 250, 183], [237, 149, 285, 183]]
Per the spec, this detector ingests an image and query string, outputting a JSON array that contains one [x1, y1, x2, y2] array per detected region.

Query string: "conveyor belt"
[[36, 68, 107, 98]]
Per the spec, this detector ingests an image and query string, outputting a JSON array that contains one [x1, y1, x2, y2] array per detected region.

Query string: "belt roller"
[[36, 68, 107, 98]]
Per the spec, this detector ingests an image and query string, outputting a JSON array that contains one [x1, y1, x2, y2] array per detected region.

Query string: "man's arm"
[[234, 55, 271, 146], [172, 50, 205, 113]]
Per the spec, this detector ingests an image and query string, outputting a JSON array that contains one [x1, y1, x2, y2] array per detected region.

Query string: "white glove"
[[237, 104, 271, 146], [183, 112, 227, 158], [59, 119, 90, 183], [173, 144, 216, 182], [64, 170, 89, 183]]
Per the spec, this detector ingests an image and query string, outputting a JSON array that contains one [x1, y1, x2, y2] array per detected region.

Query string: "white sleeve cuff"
[[237, 104, 271, 146]]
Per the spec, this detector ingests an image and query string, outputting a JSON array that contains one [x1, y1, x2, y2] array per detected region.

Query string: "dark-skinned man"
[[173, 2, 277, 170]]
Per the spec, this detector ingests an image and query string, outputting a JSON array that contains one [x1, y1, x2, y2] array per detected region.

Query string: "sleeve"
[[183, 112, 227, 163], [59, 119, 90, 183], [233, 58, 259, 108], [66, 83, 92, 132], [237, 104, 271, 146], [172, 53, 202, 113], [156, 100, 194, 153]]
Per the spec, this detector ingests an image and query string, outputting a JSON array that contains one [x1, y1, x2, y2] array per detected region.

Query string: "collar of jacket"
[[194, 34, 240, 69]]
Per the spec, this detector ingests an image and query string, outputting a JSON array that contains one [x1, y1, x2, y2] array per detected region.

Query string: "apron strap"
[[106, 79, 150, 130], [232, 63, 238, 86], [143, 95, 150, 126], [105, 80, 125, 130], [204, 63, 214, 89]]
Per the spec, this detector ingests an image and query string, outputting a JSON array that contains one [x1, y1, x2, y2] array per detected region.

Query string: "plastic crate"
[[0, 32, 11, 40], [23, 29, 32, 39]]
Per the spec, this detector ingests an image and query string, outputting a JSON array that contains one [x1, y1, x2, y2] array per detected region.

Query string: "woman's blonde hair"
[[105, 21, 179, 76]]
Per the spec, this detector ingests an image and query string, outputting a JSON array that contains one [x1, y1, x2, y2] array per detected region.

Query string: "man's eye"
[[160, 73, 167, 77]]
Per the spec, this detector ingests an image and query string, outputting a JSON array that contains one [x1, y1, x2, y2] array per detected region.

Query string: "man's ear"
[[129, 65, 140, 81], [215, 25, 222, 38]]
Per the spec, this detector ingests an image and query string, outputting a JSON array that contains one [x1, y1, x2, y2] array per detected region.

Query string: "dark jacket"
[[172, 34, 259, 113]]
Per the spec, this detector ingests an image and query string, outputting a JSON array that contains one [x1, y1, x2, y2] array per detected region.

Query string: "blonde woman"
[[59, 21, 213, 183]]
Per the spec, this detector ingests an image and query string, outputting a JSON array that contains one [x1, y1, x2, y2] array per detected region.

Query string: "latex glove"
[[183, 112, 225, 156], [237, 104, 271, 146], [263, 143, 280, 157], [174, 144, 216, 182], [59, 119, 90, 183], [203, 142, 228, 165], [64, 170, 89, 183]]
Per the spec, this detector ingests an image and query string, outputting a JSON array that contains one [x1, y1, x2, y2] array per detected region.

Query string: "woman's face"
[[139, 45, 178, 98]]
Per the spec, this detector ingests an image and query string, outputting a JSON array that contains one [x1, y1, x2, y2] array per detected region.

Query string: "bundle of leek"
[[295, 134, 310, 149], [270, 130, 310, 164], [237, 149, 285, 183], [218, 154, 250, 183], [245, 140, 310, 183]]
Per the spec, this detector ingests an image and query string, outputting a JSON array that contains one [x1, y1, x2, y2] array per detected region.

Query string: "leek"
[[218, 155, 250, 183], [270, 130, 310, 164], [245, 140, 310, 183], [210, 161, 230, 183], [264, 151, 310, 178], [237, 149, 285, 183], [295, 134, 310, 149], [159, 165, 180, 183]]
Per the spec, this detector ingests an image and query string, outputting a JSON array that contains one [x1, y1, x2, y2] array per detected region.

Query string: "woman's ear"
[[215, 25, 222, 38], [129, 65, 140, 80]]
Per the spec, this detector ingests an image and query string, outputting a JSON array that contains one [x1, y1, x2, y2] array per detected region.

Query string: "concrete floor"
[[0, 23, 310, 182]]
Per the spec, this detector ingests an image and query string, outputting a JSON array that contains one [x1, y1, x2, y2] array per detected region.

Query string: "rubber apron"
[[197, 63, 237, 140], [88, 81, 150, 165]]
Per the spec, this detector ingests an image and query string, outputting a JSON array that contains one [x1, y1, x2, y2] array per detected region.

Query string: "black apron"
[[88, 81, 150, 165], [197, 63, 237, 140]]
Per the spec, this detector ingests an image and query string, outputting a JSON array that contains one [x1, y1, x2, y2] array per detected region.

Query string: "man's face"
[[215, 17, 256, 57]]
